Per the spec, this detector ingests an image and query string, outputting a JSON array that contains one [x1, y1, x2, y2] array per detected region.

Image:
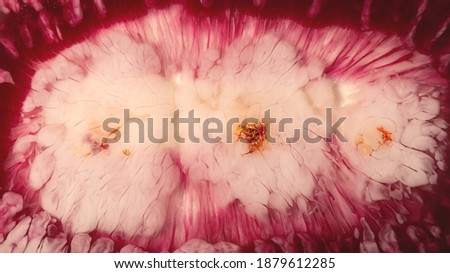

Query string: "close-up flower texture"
[[0, 0, 449, 253]]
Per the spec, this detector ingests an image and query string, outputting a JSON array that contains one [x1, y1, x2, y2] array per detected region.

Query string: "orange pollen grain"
[[377, 127, 393, 143], [236, 122, 266, 153]]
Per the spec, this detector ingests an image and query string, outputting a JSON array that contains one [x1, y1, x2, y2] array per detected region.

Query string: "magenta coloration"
[[0, 0, 449, 253]]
